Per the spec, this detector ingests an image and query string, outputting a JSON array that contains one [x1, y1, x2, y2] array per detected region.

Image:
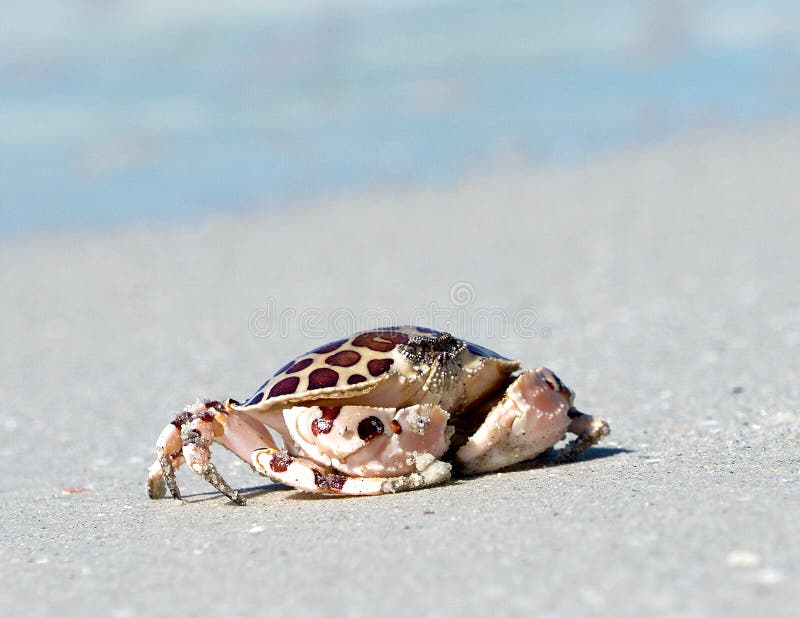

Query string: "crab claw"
[[554, 407, 610, 463]]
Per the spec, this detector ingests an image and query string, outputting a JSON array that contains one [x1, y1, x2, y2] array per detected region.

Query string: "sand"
[[1, 125, 798, 617]]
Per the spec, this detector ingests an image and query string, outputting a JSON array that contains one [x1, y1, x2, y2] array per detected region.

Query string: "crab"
[[147, 326, 609, 505]]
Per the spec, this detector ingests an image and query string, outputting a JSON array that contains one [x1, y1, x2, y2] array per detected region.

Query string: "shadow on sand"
[[171, 447, 632, 503], [176, 482, 290, 504], [288, 446, 634, 501]]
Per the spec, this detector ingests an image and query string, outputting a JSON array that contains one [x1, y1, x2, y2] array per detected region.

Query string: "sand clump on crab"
[[148, 326, 610, 504]]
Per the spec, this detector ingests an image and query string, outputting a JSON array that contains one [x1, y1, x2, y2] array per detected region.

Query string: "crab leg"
[[147, 400, 279, 505], [148, 422, 184, 500], [553, 409, 610, 463], [182, 433, 246, 506], [252, 449, 452, 496]]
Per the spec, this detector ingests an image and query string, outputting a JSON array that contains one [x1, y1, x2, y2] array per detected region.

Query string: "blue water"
[[2, 1, 799, 237]]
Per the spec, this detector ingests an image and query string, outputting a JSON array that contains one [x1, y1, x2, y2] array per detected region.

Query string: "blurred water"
[[2, 0, 799, 237]]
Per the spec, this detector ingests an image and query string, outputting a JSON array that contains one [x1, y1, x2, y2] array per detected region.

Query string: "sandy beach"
[[1, 124, 799, 617]]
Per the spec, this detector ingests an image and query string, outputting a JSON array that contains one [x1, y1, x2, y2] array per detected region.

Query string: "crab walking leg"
[[148, 423, 184, 500], [183, 446, 244, 505], [252, 449, 452, 495], [147, 400, 279, 505], [553, 409, 610, 463], [455, 369, 608, 474]]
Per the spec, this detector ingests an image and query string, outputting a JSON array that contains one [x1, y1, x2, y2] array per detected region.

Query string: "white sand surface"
[[1, 125, 798, 617]]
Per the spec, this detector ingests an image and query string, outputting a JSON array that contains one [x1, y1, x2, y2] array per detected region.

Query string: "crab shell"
[[233, 326, 523, 422]]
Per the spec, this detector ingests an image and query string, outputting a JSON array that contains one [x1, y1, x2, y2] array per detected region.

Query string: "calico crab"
[[147, 326, 609, 505]]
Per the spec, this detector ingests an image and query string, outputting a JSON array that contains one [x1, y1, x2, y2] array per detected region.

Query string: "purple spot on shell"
[[352, 330, 409, 352], [347, 374, 368, 385], [248, 391, 264, 406], [308, 367, 339, 390], [367, 358, 394, 377], [268, 376, 301, 398], [311, 339, 347, 354], [325, 350, 361, 367], [286, 358, 313, 374]]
